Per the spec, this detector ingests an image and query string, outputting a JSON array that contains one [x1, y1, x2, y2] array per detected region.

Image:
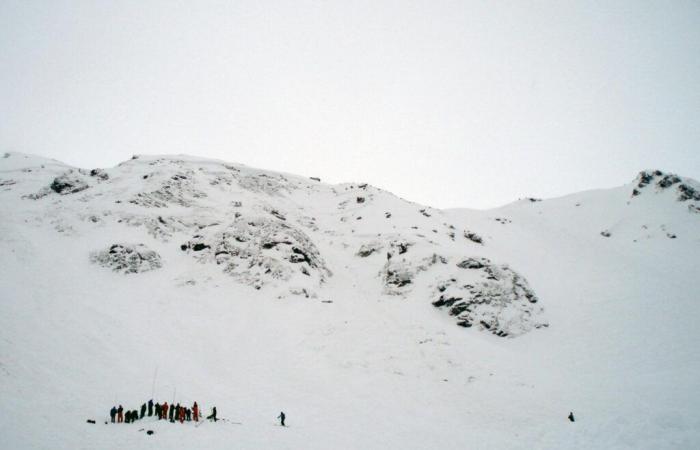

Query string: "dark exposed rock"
[[309, 177, 321, 182], [357, 242, 381, 257], [658, 174, 681, 189], [50, 172, 89, 195], [386, 269, 412, 287], [270, 209, 286, 221], [457, 258, 488, 269], [464, 231, 483, 244], [290, 247, 312, 264], [600, 230, 611, 237], [677, 184, 700, 202], [356, 196, 365, 203], [89, 168, 109, 180], [91, 244, 162, 274], [419, 209, 431, 217]]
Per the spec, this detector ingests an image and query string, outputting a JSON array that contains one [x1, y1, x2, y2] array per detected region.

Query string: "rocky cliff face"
[[0, 152, 549, 337]]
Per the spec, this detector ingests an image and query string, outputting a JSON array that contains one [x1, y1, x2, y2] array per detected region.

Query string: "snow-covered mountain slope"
[[1, 152, 698, 449]]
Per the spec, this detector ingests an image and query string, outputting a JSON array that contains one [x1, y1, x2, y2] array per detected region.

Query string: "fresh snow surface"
[[1, 152, 699, 449]]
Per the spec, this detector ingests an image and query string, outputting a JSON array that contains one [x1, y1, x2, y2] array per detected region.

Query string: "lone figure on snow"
[[568, 412, 575, 422], [278, 411, 286, 427], [207, 406, 217, 422]]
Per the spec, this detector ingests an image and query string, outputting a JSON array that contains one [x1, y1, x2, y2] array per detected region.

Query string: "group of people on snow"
[[109, 399, 216, 424], [108, 400, 286, 427]]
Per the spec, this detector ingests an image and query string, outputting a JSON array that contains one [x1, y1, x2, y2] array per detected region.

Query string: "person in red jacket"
[[179, 405, 185, 423], [117, 405, 123, 423], [192, 402, 199, 422], [162, 402, 169, 421]]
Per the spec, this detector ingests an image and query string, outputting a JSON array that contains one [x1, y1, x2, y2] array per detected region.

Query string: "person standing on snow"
[[278, 411, 286, 427], [117, 405, 124, 423], [110, 406, 117, 423], [148, 399, 154, 417], [207, 406, 217, 421], [185, 408, 191, 421], [192, 402, 199, 422], [162, 402, 169, 421], [155, 402, 161, 419], [140, 403, 146, 419]]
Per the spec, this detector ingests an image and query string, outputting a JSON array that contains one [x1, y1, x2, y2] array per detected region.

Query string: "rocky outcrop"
[[633, 170, 700, 202], [130, 171, 206, 208], [464, 231, 483, 244], [90, 244, 162, 274], [180, 216, 330, 290], [50, 171, 90, 195], [432, 257, 546, 337]]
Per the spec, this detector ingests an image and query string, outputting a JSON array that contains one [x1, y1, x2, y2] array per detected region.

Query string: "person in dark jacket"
[[169, 403, 175, 422], [186, 408, 191, 421], [155, 403, 161, 419], [125, 410, 131, 424], [117, 405, 124, 423], [278, 411, 286, 426], [207, 406, 217, 421], [568, 412, 575, 422], [132, 410, 138, 421], [110, 406, 117, 423], [140, 403, 146, 419], [148, 399, 154, 417]]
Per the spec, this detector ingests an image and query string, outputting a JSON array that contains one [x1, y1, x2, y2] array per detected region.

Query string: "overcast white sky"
[[1, 1, 699, 208]]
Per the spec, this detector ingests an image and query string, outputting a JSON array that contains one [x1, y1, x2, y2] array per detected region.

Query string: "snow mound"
[[90, 243, 163, 274]]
